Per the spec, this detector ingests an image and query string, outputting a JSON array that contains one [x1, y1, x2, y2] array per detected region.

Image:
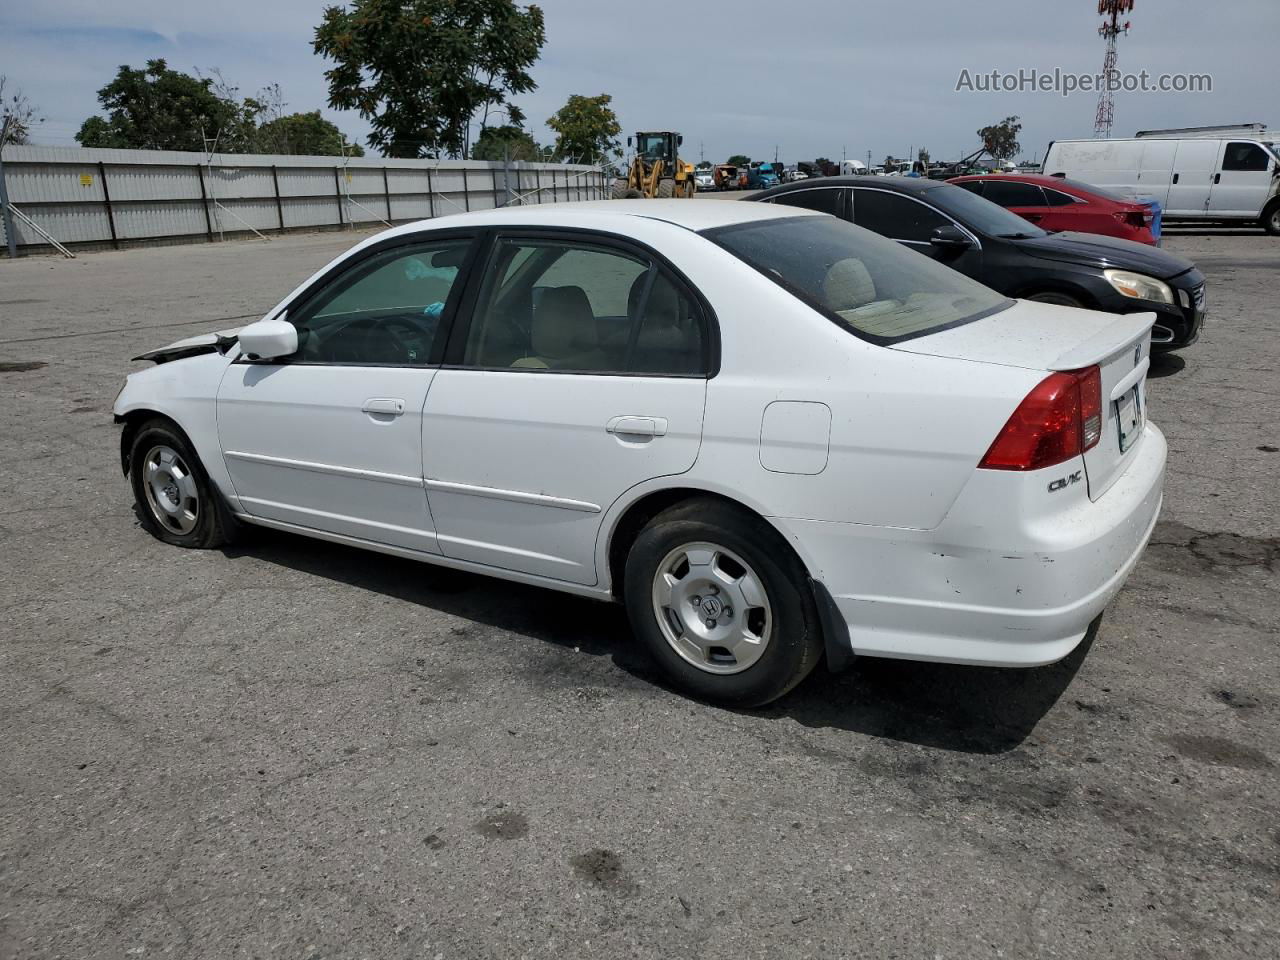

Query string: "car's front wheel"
[[623, 499, 823, 706], [128, 418, 236, 549]]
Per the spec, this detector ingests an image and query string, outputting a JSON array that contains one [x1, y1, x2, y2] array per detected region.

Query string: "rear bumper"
[[777, 423, 1167, 667]]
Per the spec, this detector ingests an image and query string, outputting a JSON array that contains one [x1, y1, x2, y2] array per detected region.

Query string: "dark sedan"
[[749, 177, 1205, 349]]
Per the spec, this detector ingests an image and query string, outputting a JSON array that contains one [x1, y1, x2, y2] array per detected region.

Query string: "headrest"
[[531, 286, 596, 359], [822, 258, 875, 310]]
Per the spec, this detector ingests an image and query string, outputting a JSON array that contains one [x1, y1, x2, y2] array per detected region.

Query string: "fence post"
[[195, 164, 214, 242], [96, 162, 120, 249], [382, 167, 392, 221], [462, 168, 470, 211], [0, 151, 17, 258], [271, 165, 285, 231], [333, 167, 345, 225], [426, 168, 435, 219], [534, 167, 541, 205]]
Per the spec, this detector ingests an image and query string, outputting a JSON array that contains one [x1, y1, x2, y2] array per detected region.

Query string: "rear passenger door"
[[976, 179, 1054, 227], [420, 232, 711, 585]]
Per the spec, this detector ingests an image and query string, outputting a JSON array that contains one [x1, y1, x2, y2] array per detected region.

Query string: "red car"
[[948, 173, 1161, 246]]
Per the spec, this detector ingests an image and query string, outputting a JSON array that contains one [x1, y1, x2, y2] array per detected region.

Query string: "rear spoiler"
[[1049, 312, 1155, 370]]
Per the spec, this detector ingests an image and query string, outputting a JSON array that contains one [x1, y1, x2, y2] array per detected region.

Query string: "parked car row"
[[117, 198, 1168, 706], [750, 177, 1205, 349]]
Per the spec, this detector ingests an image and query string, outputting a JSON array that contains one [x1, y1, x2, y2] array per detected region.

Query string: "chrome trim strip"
[[424, 478, 601, 514], [224, 450, 422, 488]]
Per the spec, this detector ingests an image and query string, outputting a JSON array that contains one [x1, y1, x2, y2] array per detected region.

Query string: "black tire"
[[623, 499, 823, 706], [623, 188, 645, 199], [1261, 200, 1280, 236], [128, 418, 238, 549], [1026, 291, 1086, 309], [656, 178, 676, 199], [610, 179, 629, 200]]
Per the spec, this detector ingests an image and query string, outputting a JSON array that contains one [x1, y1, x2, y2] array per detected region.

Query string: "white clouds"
[[3, 0, 1274, 161]]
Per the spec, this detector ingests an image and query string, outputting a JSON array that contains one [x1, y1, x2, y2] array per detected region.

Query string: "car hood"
[[133, 326, 243, 364], [1013, 231, 1195, 277]]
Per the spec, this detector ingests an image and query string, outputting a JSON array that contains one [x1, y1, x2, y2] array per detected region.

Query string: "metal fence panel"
[[1, 145, 608, 254]]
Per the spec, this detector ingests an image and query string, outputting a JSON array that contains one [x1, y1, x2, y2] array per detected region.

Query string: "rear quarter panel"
[[617, 228, 1043, 532]]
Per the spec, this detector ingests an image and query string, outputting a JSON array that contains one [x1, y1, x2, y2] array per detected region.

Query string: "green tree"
[[76, 60, 255, 151], [314, 0, 545, 158], [977, 115, 1022, 161], [471, 123, 541, 161], [882, 154, 896, 173], [255, 110, 364, 156], [727, 154, 750, 167], [1, 75, 42, 148], [546, 94, 620, 164], [696, 160, 712, 170], [917, 146, 930, 165]]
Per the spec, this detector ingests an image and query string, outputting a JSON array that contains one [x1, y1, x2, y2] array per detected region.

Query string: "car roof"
[[375, 199, 819, 241], [949, 173, 1064, 187], [756, 176, 946, 197]]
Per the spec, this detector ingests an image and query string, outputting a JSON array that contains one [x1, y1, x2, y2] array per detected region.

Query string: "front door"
[[421, 233, 710, 584], [1208, 141, 1275, 217], [217, 236, 474, 553], [1166, 140, 1219, 216], [850, 188, 983, 279]]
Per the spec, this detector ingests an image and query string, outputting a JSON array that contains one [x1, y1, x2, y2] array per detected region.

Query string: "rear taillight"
[[979, 366, 1103, 471]]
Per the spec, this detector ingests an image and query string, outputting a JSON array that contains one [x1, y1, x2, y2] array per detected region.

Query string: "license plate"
[[1116, 386, 1144, 452]]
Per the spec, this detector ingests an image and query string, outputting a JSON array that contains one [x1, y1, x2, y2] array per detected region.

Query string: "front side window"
[[463, 238, 705, 375], [705, 215, 1009, 343], [851, 190, 950, 242], [288, 240, 472, 365], [1222, 142, 1270, 172], [768, 187, 846, 217]]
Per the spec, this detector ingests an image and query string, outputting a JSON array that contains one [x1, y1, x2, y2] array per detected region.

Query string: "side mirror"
[[627, 137, 633, 148], [929, 224, 973, 251], [677, 135, 683, 146], [238, 317, 298, 361]]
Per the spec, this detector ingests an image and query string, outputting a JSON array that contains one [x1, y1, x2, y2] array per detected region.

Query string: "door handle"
[[363, 398, 405, 416], [1172, 172, 1180, 184], [1023, 214, 1043, 223], [606, 416, 667, 438], [1213, 172, 1221, 184]]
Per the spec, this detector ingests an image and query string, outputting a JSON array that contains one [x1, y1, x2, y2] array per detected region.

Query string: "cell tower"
[[1093, 0, 1134, 139]]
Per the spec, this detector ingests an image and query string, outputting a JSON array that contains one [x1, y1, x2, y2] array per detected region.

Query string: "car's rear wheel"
[[623, 499, 823, 706], [1026, 291, 1086, 309], [1261, 200, 1280, 236], [129, 419, 235, 549]]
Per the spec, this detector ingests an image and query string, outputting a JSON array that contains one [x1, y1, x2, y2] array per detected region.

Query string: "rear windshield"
[[704, 215, 1011, 343]]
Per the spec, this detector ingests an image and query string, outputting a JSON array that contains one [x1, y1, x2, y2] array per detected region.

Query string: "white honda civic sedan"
[[115, 201, 1166, 705]]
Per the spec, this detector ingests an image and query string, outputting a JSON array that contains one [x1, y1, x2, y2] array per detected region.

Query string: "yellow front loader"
[[614, 131, 696, 199]]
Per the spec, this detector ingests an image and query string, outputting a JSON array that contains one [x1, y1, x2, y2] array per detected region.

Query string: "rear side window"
[[768, 188, 846, 217], [1222, 142, 1270, 172], [705, 215, 1009, 343], [979, 180, 1049, 208], [851, 190, 950, 243], [954, 181, 985, 196], [1041, 188, 1079, 207], [462, 238, 706, 376]]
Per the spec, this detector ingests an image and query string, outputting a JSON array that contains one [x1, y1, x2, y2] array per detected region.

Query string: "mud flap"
[[809, 577, 855, 673]]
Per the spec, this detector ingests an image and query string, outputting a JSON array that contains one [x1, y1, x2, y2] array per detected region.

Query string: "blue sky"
[[1, 0, 1273, 164]]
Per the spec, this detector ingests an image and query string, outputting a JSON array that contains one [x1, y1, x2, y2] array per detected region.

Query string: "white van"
[[1043, 132, 1280, 234]]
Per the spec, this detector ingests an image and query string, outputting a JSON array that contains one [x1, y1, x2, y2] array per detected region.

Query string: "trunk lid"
[[892, 300, 1154, 500]]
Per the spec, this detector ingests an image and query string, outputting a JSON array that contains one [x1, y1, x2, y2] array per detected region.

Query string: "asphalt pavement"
[[1, 218, 1277, 959]]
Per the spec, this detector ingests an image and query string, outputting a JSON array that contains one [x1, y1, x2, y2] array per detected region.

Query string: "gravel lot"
[[2, 219, 1277, 959]]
